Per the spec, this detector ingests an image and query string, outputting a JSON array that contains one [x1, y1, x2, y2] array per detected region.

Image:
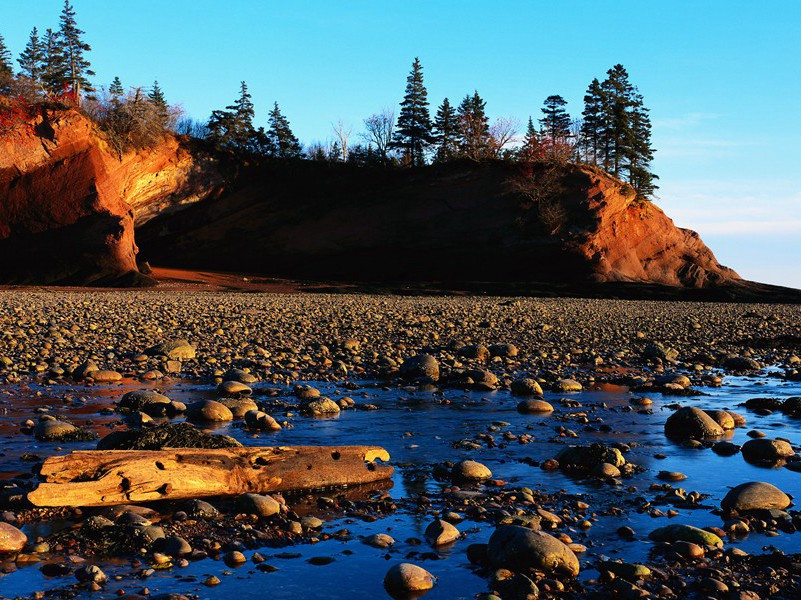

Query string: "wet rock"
[[185, 499, 218, 518], [384, 563, 436, 593], [599, 561, 651, 581], [244, 410, 282, 431], [489, 343, 518, 358], [216, 397, 258, 418], [487, 525, 580, 576], [236, 493, 281, 518], [146, 339, 195, 360], [593, 463, 621, 478], [223, 368, 257, 384], [553, 379, 582, 393], [90, 370, 123, 382], [186, 399, 234, 422], [648, 524, 723, 547], [741, 438, 795, 463], [399, 354, 440, 381], [459, 344, 490, 361], [293, 385, 321, 399], [644, 342, 678, 362], [664, 406, 724, 439], [517, 398, 554, 413], [721, 482, 791, 512], [75, 564, 107, 585], [119, 390, 172, 415], [425, 519, 460, 546], [556, 443, 625, 471], [0, 522, 27, 553], [217, 380, 252, 397], [706, 409, 736, 430], [299, 397, 341, 416], [452, 460, 492, 482], [723, 356, 760, 371], [364, 533, 395, 548], [97, 422, 241, 450], [34, 417, 96, 442], [712, 441, 741, 456], [511, 378, 544, 397]]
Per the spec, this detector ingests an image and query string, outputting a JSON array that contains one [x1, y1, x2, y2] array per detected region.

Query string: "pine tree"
[[41, 28, 68, 96], [391, 57, 433, 166], [109, 76, 123, 97], [0, 33, 12, 79], [457, 91, 491, 160], [432, 97, 458, 162], [59, 0, 95, 101], [579, 78, 605, 165], [208, 81, 263, 154], [18, 28, 45, 82], [539, 95, 571, 141], [267, 102, 302, 159], [518, 117, 541, 159], [148, 80, 168, 123], [625, 90, 658, 196]]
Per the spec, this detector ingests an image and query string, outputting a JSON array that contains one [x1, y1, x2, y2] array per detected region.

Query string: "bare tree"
[[489, 116, 520, 158], [331, 120, 352, 162], [361, 109, 394, 163]]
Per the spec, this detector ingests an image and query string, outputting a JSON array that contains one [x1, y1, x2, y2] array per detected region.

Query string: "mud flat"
[[0, 290, 799, 599]]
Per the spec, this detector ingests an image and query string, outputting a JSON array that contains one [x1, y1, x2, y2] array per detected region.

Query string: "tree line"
[[0, 3, 657, 196]]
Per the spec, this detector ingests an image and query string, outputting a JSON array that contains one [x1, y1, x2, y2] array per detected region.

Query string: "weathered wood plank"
[[27, 445, 393, 507]]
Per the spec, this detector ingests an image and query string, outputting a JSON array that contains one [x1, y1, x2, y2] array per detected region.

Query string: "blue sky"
[[4, 1, 800, 288]]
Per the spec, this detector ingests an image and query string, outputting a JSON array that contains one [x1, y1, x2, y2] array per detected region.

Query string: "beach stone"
[[594, 462, 621, 478], [364, 533, 395, 548], [648, 524, 723, 548], [452, 460, 492, 481], [488, 525, 579, 576], [467, 368, 499, 389], [458, 344, 490, 361], [781, 396, 801, 416], [119, 390, 171, 414], [384, 563, 436, 593], [721, 482, 791, 512], [511, 378, 544, 397], [299, 397, 341, 416], [223, 368, 257, 383], [425, 519, 460, 546], [185, 499, 218, 518], [713, 441, 741, 456], [34, 418, 78, 441], [147, 339, 195, 359], [723, 356, 760, 371], [399, 354, 440, 381], [664, 406, 724, 439], [217, 380, 252, 396], [741, 438, 795, 463], [556, 443, 625, 471], [293, 385, 321, 399], [489, 343, 518, 358], [186, 399, 233, 422], [644, 342, 678, 361], [73, 359, 99, 379], [553, 378, 582, 392], [706, 410, 736, 430], [163, 536, 192, 556], [217, 397, 258, 418], [599, 561, 651, 581], [517, 398, 554, 413], [97, 422, 241, 450], [0, 522, 27, 553], [244, 410, 281, 431], [237, 493, 281, 518], [90, 370, 122, 383], [75, 564, 107, 585]]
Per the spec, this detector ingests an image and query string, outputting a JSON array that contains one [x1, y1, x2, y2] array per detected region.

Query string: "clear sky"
[[3, 0, 800, 288]]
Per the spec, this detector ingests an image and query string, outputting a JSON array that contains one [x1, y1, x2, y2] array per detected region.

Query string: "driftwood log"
[[28, 445, 392, 507]]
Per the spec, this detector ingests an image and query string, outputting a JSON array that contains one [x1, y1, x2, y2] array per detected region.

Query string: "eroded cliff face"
[[0, 109, 220, 285], [136, 160, 740, 289], [561, 166, 739, 287]]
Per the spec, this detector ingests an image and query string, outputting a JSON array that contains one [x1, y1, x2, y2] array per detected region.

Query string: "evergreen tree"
[[41, 28, 68, 96], [539, 94, 571, 141], [0, 33, 12, 79], [457, 91, 491, 160], [58, 0, 95, 100], [109, 76, 123, 97], [148, 80, 168, 123], [625, 91, 658, 196], [208, 81, 264, 154], [18, 28, 45, 81], [391, 57, 433, 166], [267, 102, 302, 158], [432, 97, 458, 162], [599, 64, 635, 176], [579, 78, 605, 165], [518, 116, 541, 159]]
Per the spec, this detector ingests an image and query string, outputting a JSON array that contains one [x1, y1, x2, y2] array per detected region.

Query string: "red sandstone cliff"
[[0, 109, 220, 285], [0, 106, 764, 297]]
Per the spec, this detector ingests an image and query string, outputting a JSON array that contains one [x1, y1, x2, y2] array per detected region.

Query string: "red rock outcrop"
[[136, 160, 741, 291], [0, 108, 220, 286]]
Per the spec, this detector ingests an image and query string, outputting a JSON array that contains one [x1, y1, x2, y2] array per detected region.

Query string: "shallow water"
[[0, 373, 799, 599]]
